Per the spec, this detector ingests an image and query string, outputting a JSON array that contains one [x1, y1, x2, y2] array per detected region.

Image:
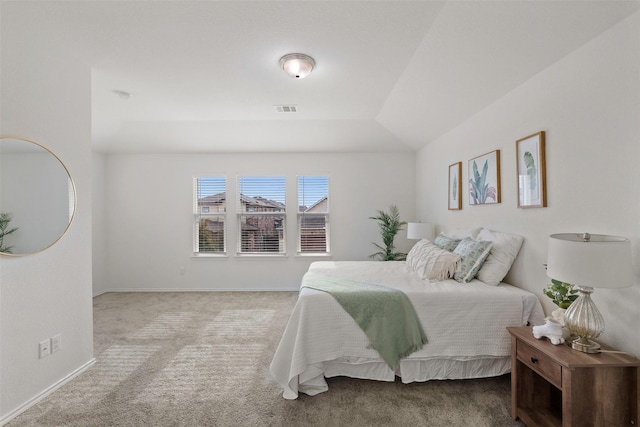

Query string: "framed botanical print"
[[516, 131, 546, 208], [468, 150, 501, 205], [448, 162, 462, 210]]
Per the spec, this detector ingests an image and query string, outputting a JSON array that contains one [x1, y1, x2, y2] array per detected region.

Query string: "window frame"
[[297, 175, 330, 256], [236, 175, 287, 256], [193, 176, 227, 257]]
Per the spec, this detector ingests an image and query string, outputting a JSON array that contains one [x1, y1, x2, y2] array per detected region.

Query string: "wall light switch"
[[51, 334, 62, 353], [39, 339, 50, 359]]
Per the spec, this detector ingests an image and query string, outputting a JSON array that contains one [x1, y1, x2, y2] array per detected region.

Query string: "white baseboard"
[[0, 358, 96, 426]]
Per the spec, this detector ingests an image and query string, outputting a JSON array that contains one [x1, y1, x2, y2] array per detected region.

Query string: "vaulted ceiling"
[[8, 1, 640, 153]]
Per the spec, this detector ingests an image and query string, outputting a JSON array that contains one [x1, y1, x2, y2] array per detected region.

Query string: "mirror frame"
[[0, 137, 77, 257]]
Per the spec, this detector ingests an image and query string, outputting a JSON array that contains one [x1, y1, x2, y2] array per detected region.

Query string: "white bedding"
[[269, 261, 544, 399]]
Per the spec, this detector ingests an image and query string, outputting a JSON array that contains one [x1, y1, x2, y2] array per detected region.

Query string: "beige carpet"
[[9, 292, 524, 426]]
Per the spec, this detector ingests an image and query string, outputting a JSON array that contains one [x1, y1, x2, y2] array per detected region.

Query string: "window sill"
[[295, 253, 332, 258], [190, 253, 331, 260], [191, 253, 228, 259], [234, 253, 288, 260]]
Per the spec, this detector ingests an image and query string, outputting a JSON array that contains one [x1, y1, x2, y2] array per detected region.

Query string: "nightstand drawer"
[[517, 340, 562, 388]]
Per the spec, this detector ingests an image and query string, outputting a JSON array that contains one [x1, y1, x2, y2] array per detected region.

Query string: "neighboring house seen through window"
[[237, 176, 286, 254], [194, 176, 226, 254], [194, 175, 329, 256], [298, 176, 329, 254]]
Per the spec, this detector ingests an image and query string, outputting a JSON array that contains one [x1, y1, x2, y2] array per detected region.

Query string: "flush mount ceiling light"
[[279, 53, 315, 79]]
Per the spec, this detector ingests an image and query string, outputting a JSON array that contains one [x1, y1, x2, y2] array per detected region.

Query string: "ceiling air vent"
[[274, 105, 298, 113]]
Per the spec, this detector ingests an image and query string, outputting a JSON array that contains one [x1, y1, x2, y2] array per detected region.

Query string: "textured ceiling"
[[4, 1, 639, 153]]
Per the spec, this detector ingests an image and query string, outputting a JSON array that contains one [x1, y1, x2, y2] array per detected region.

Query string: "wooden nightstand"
[[508, 326, 639, 427]]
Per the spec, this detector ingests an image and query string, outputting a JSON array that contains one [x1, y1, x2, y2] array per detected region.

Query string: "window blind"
[[194, 176, 226, 254], [297, 176, 329, 254], [237, 176, 286, 254]]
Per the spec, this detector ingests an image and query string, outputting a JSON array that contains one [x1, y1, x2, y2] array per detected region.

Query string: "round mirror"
[[0, 137, 76, 256]]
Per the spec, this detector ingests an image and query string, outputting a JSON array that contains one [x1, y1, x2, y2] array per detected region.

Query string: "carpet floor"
[[9, 292, 524, 427]]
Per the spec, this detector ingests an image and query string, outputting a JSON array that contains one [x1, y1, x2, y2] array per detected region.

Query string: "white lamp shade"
[[407, 222, 434, 241], [546, 233, 632, 289]]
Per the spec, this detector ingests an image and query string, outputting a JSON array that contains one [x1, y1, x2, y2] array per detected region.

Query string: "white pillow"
[[406, 239, 429, 271], [442, 227, 482, 240], [406, 240, 461, 281], [475, 228, 524, 286]]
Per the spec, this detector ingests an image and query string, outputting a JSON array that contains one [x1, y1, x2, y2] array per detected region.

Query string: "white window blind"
[[194, 176, 226, 254], [297, 176, 329, 254], [237, 176, 286, 254]]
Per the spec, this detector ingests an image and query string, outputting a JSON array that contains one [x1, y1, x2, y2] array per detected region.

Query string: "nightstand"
[[507, 326, 639, 427]]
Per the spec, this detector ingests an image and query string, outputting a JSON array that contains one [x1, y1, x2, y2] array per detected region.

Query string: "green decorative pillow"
[[452, 238, 493, 283], [433, 235, 461, 252]]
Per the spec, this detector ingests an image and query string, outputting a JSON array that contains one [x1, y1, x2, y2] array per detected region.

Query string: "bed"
[[269, 229, 545, 399]]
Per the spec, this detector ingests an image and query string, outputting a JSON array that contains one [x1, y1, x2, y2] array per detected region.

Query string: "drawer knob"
[[531, 357, 538, 364]]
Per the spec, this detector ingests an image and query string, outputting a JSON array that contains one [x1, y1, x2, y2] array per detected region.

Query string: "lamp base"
[[564, 286, 605, 354], [568, 336, 601, 353]]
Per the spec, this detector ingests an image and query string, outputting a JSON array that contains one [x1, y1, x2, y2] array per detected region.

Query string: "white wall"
[[97, 152, 416, 292], [92, 152, 108, 296], [0, 5, 94, 423], [416, 11, 640, 356]]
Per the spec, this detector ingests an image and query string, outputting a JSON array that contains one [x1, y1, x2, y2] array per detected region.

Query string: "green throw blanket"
[[301, 271, 428, 370]]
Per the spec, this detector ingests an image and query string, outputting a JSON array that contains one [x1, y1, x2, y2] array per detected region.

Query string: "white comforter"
[[269, 261, 544, 399]]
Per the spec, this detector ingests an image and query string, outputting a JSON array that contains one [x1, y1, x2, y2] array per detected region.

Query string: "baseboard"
[[0, 358, 96, 426], [99, 287, 299, 293]]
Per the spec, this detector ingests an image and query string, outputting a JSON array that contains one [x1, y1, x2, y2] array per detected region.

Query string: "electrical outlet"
[[51, 334, 62, 353], [179, 267, 186, 275], [39, 339, 50, 359]]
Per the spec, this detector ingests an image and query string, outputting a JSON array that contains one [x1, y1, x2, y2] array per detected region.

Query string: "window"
[[237, 176, 286, 254], [194, 176, 226, 254], [298, 176, 329, 254]]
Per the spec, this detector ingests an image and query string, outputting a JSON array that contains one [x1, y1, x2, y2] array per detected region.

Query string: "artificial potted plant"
[[369, 205, 407, 261], [543, 278, 579, 325]]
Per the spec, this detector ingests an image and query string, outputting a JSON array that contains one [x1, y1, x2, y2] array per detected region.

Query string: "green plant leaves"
[[469, 160, 490, 204], [543, 279, 579, 308], [369, 205, 407, 261], [0, 212, 19, 253], [452, 175, 457, 199], [524, 151, 537, 191]]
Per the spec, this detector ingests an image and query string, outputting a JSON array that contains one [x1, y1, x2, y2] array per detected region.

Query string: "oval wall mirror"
[[0, 137, 76, 256]]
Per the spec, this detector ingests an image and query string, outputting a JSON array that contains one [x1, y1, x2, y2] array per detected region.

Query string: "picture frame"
[[468, 150, 501, 205], [448, 162, 462, 210], [516, 131, 546, 208]]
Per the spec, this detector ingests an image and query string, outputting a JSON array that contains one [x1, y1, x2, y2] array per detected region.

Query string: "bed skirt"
[[289, 356, 511, 398]]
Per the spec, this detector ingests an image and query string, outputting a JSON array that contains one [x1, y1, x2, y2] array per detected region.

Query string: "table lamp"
[[407, 222, 435, 241], [546, 233, 632, 353]]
